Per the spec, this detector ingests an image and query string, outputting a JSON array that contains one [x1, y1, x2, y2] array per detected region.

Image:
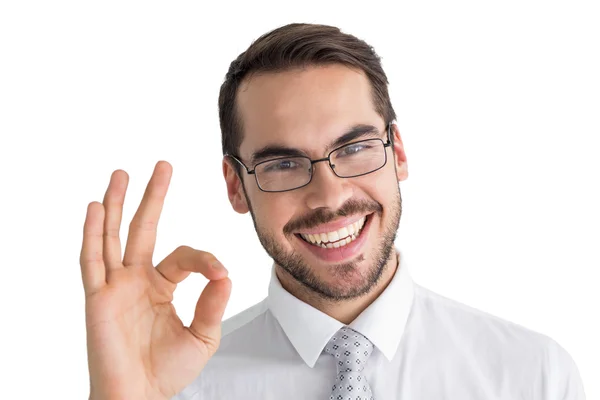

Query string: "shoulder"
[[410, 284, 586, 399], [412, 283, 550, 343]]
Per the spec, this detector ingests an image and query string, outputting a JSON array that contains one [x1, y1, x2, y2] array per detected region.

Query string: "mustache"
[[284, 199, 383, 235]]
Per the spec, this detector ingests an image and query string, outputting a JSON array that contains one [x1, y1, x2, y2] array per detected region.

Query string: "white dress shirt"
[[173, 250, 586, 399]]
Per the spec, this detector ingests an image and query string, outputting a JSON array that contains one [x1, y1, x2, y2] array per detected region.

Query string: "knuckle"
[[200, 249, 215, 259], [103, 227, 120, 238], [129, 219, 157, 232], [175, 244, 193, 253], [198, 250, 216, 264], [176, 245, 214, 261], [85, 229, 103, 238], [106, 196, 125, 207], [80, 250, 103, 265]]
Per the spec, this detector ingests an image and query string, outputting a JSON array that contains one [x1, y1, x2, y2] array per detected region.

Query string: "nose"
[[303, 160, 353, 211]]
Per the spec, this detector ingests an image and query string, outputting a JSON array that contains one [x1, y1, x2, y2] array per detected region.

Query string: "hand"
[[80, 160, 232, 400]]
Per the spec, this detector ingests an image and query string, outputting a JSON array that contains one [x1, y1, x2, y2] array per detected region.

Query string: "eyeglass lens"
[[254, 138, 387, 192]]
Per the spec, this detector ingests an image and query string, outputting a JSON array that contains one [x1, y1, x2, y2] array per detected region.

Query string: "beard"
[[243, 186, 402, 302]]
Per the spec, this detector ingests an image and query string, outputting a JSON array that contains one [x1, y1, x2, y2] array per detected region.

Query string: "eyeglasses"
[[226, 123, 393, 193]]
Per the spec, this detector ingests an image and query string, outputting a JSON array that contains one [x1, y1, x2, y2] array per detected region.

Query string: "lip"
[[295, 214, 369, 235], [295, 213, 373, 263]]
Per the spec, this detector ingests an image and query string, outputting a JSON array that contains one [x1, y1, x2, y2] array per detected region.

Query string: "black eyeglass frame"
[[225, 122, 394, 193]]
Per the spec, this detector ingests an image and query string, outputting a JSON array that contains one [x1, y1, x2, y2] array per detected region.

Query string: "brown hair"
[[218, 23, 396, 172]]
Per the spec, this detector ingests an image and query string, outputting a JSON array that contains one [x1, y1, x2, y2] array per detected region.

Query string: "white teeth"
[[299, 215, 369, 248], [327, 231, 339, 242], [348, 224, 356, 235], [338, 227, 349, 239]]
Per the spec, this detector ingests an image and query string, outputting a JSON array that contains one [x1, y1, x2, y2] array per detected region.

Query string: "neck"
[[275, 252, 399, 325]]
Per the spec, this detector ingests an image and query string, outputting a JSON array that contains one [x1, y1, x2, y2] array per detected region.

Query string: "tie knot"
[[324, 327, 374, 373]]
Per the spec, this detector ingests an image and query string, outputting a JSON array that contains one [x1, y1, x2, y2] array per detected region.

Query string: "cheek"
[[252, 195, 297, 238], [359, 170, 397, 201], [372, 181, 397, 199]]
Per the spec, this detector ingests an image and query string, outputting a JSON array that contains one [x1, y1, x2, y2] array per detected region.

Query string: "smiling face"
[[223, 64, 408, 301]]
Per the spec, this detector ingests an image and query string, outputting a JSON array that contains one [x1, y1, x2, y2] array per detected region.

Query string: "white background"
[[1, 0, 598, 398]]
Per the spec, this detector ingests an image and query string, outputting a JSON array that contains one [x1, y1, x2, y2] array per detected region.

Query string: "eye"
[[262, 159, 301, 172], [339, 143, 371, 157]]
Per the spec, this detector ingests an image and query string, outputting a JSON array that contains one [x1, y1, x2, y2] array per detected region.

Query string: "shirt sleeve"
[[546, 337, 586, 400]]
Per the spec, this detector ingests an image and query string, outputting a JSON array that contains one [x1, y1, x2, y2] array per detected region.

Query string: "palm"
[[80, 161, 231, 400]]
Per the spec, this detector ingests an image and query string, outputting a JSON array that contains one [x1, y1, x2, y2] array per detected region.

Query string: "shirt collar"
[[267, 248, 414, 367]]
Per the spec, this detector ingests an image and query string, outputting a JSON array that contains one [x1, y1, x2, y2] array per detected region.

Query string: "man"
[[80, 23, 586, 399]]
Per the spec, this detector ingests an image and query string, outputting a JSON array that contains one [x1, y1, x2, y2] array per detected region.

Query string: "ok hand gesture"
[[80, 161, 232, 400]]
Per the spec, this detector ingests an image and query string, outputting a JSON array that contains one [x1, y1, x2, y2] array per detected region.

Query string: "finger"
[[155, 246, 228, 285], [123, 160, 172, 266], [189, 277, 232, 351], [102, 169, 129, 271], [80, 202, 107, 295]]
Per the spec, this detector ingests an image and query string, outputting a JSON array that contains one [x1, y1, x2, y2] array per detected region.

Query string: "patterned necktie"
[[323, 326, 375, 400]]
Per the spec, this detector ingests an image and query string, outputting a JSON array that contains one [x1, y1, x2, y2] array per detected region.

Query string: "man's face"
[[224, 64, 408, 301]]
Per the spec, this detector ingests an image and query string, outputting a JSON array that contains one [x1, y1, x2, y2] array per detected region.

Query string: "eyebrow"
[[250, 124, 382, 165]]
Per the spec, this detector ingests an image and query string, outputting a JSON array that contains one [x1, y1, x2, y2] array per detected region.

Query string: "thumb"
[[189, 277, 232, 352]]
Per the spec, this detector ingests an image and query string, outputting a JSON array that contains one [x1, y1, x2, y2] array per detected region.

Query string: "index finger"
[[155, 246, 229, 285], [122, 160, 172, 266]]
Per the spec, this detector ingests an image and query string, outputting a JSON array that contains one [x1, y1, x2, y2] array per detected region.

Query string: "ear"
[[222, 157, 250, 214], [390, 124, 408, 182]]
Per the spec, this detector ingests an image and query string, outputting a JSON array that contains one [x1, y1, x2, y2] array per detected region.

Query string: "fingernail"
[[212, 261, 228, 273]]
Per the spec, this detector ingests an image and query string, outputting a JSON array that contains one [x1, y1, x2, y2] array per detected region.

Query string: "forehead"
[[236, 64, 383, 158]]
